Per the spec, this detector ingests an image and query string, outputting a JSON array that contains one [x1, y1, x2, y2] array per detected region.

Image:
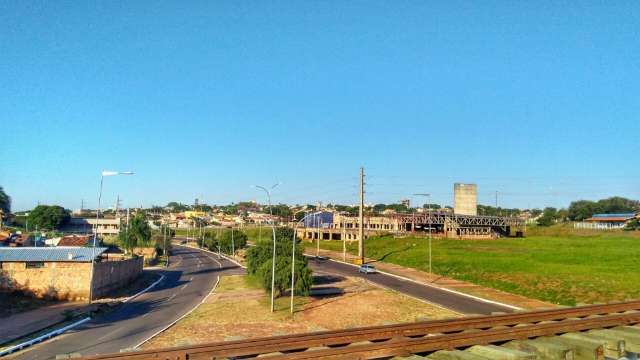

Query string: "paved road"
[[308, 257, 515, 315], [11, 245, 243, 360]]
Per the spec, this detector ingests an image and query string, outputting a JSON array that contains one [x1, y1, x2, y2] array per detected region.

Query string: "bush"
[[246, 227, 313, 297]]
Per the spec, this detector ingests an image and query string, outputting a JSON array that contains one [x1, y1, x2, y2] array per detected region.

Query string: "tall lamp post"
[[254, 183, 280, 312], [413, 193, 432, 274], [90, 170, 134, 303]]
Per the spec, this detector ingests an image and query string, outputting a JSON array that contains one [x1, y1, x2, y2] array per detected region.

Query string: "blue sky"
[[1, 1, 638, 211]]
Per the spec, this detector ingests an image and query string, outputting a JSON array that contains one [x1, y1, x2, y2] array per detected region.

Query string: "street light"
[[413, 193, 432, 274], [90, 170, 134, 304], [253, 183, 280, 312]]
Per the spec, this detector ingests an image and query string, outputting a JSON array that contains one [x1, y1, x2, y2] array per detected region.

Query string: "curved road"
[[11, 245, 243, 360], [308, 257, 515, 315]]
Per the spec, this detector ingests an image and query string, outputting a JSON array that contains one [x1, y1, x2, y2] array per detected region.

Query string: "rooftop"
[[0, 247, 107, 262]]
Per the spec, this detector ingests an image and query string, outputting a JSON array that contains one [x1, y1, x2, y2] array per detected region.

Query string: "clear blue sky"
[[1, 1, 638, 211]]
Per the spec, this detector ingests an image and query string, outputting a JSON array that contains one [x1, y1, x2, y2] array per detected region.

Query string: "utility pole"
[[358, 167, 365, 264], [316, 211, 320, 257]]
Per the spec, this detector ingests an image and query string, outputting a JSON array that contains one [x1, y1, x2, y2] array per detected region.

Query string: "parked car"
[[358, 264, 376, 274]]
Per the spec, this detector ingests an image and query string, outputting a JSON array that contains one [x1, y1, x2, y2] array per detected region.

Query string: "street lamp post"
[[254, 183, 280, 313], [89, 170, 134, 304]]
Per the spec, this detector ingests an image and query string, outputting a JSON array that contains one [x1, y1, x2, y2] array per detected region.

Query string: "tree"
[[263, 204, 292, 218], [218, 229, 248, 254], [27, 205, 70, 230], [0, 186, 10, 214], [568, 197, 640, 221], [118, 213, 151, 253], [537, 207, 559, 227], [246, 227, 313, 297], [167, 202, 190, 212]]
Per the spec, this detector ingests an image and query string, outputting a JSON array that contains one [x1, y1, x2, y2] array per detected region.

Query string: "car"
[[358, 264, 376, 274]]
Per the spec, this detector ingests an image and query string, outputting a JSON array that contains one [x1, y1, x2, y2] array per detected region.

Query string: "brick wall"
[[0, 262, 92, 301], [0, 256, 143, 301], [91, 257, 143, 298]]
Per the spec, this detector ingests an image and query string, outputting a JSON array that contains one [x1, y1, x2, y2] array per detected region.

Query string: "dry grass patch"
[[144, 274, 458, 349]]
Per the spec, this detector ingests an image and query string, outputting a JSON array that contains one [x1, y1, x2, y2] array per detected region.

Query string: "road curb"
[[184, 244, 247, 269], [0, 317, 91, 357], [307, 253, 521, 312], [124, 274, 165, 303]]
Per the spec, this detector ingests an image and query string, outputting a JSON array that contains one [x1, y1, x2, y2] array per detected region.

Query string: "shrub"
[[246, 227, 313, 297]]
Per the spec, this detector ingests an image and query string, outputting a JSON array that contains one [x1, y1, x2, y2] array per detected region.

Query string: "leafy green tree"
[[263, 204, 292, 218], [246, 227, 313, 297], [27, 205, 70, 230], [0, 186, 10, 214], [118, 213, 151, 253], [537, 207, 559, 227], [167, 202, 190, 212], [217, 229, 247, 254], [568, 197, 640, 221]]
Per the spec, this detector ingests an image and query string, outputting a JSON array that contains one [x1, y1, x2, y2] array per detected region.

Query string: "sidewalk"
[[0, 302, 91, 345], [314, 248, 555, 311]]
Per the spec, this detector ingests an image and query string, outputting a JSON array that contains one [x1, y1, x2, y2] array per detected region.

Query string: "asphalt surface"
[[308, 257, 515, 315], [11, 245, 243, 360]]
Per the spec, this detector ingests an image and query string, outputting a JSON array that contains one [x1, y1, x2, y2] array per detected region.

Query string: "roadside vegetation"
[[246, 227, 313, 298], [200, 228, 248, 254], [310, 225, 640, 306]]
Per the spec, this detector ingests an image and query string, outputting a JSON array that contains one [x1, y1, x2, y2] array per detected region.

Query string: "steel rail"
[[263, 312, 640, 359], [79, 301, 640, 360]]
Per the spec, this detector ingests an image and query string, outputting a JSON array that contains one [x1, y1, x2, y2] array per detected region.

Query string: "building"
[[454, 183, 478, 216], [0, 247, 142, 300], [60, 218, 120, 235], [400, 199, 411, 208], [184, 211, 207, 219], [575, 213, 637, 230]]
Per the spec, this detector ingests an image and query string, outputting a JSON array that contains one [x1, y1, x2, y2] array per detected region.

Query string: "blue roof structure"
[[592, 213, 636, 218], [0, 247, 107, 262]]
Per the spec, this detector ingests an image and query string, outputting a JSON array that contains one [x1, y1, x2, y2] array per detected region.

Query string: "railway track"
[[80, 300, 640, 360]]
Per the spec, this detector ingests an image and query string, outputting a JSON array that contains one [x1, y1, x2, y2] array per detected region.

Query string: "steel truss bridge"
[[393, 211, 524, 232]]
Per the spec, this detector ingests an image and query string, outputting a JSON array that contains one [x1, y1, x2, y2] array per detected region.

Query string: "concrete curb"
[[184, 244, 247, 269], [0, 317, 91, 357], [123, 274, 165, 303], [306, 253, 522, 312]]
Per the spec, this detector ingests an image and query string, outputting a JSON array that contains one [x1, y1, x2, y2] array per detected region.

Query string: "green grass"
[[308, 227, 640, 306]]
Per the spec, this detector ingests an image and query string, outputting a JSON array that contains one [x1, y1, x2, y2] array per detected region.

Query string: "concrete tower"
[[454, 183, 477, 216]]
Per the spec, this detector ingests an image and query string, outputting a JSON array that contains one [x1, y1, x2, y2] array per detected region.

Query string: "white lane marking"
[[168, 294, 176, 301], [134, 245, 225, 349], [181, 284, 188, 290]]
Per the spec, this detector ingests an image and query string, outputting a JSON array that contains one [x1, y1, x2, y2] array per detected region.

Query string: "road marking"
[[168, 294, 176, 301], [181, 284, 188, 290]]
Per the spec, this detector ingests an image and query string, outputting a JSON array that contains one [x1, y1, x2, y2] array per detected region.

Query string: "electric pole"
[[358, 167, 365, 264]]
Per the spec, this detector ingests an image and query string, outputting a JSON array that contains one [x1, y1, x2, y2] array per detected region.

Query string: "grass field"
[[307, 225, 640, 306]]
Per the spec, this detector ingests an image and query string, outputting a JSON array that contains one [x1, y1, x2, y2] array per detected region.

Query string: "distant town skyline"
[[1, 2, 638, 211]]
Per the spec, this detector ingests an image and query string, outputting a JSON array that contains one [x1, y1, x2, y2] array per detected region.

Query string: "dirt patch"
[[144, 274, 459, 349]]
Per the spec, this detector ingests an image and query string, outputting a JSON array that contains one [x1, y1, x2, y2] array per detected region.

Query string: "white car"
[[358, 264, 376, 274]]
